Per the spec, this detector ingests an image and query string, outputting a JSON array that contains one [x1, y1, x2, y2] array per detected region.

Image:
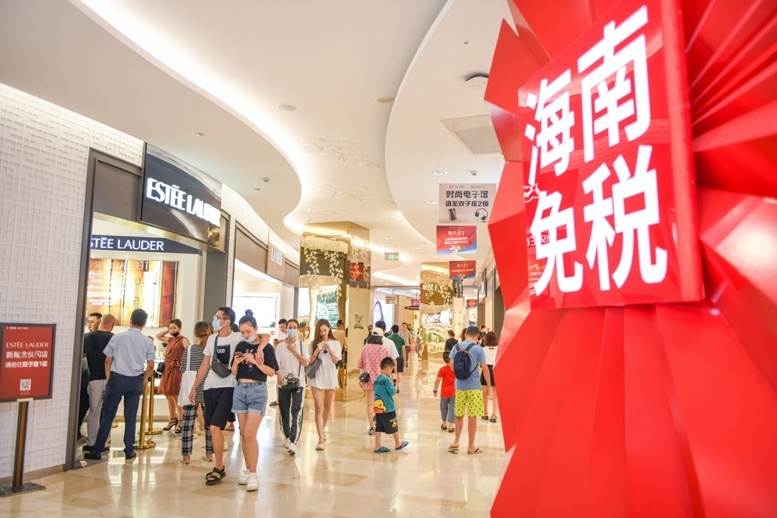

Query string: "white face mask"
[[245, 334, 257, 343], [287, 329, 298, 338], [212, 316, 221, 330]]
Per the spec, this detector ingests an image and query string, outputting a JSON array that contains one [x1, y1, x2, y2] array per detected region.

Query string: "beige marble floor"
[[1, 358, 504, 517]]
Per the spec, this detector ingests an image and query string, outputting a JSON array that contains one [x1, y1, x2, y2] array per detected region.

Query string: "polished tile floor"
[[2, 357, 504, 517]]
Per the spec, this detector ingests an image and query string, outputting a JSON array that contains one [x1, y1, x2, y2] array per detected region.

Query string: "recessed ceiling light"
[[277, 104, 297, 111], [375, 97, 394, 104], [432, 170, 447, 176], [426, 200, 438, 205], [195, 132, 205, 137]]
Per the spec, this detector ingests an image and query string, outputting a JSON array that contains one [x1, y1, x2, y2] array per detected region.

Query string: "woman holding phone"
[[308, 319, 341, 451], [230, 310, 278, 491]]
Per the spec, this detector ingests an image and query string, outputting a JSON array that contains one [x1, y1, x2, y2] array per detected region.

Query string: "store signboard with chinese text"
[[439, 184, 496, 224], [0, 324, 55, 402], [436, 226, 477, 254], [521, 0, 701, 309], [449, 260, 477, 279]]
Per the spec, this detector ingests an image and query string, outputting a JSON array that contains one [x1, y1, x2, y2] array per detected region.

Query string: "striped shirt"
[[181, 344, 207, 404]]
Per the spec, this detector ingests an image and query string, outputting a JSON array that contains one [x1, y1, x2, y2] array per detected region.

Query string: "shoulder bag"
[[304, 348, 323, 379], [210, 337, 232, 378]]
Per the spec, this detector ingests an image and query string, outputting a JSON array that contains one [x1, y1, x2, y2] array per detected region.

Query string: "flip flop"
[[374, 446, 390, 453], [395, 441, 409, 450], [467, 448, 484, 455], [448, 445, 459, 453]]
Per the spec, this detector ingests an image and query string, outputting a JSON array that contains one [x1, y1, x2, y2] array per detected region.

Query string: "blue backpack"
[[453, 343, 478, 380]]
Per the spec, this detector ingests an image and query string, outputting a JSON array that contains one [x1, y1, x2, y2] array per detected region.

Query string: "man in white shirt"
[[189, 306, 243, 485]]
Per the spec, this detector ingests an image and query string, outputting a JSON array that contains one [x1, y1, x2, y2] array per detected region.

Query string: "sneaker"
[[368, 427, 375, 436], [238, 468, 250, 485], [83, 451, 101, 461], [287, 442, 296, 455], [283, 438, 291, 450], [315, 441, 325, 451], [246, 473, 259, 491]]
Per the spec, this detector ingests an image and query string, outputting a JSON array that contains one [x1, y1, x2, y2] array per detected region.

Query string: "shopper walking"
[[231, 310, 278, 491], [179, 321, 213, 464], [358, 334, 390, 436], [84, 309, 155, 461], [189, 307, 243, 485], [157, 319, 188, 433], [308, 318, 341, 451], [275, 319, 309, 455], [481, 331, 499, 423], [448, 325, 490, 455]]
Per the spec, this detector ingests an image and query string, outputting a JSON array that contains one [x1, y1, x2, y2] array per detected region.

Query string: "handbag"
[[281, 362, 304, 390], [304, 354, 322, 379], [358, 371, 370, 384], [178, 345, 197, 407], [210, 337, 232, 378]]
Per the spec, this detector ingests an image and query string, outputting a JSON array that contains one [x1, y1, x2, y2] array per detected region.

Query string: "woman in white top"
[[308, 318, 341, 451], [481, 331, 499, 423], [275, 318, 309, 455]]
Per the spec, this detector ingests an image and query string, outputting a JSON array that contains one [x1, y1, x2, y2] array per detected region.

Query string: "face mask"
[[170, 332, 180, 337], [245, 334, 257, 343], [287, 329, 298, 338], [212, 316, 221, 330]]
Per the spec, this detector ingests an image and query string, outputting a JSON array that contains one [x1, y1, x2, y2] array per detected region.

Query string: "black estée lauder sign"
[[140, 145, 223, 246]]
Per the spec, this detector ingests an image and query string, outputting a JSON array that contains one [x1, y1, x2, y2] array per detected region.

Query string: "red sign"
[[449, 260, 477, 279], [520, 0, 701, 309], [0, 323, 56, 402], [466, 299, 479, 308], [436, 225, 477, 254], [349, 261, 365, 281]]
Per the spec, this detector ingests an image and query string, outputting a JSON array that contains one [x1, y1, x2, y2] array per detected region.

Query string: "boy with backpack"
[[448, 325, 491, 455]]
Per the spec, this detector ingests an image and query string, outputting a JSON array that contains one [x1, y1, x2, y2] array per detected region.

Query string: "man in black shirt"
[[444, 330, 459, 353], [83, 314, 116, 452]]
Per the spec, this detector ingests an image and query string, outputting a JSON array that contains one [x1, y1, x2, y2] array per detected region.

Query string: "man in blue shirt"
[[85, 309, 155, 461], [449, 325, 491, 455]]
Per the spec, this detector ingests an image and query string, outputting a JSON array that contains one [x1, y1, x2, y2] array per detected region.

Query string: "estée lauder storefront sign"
[[140, 145, 224, 247]]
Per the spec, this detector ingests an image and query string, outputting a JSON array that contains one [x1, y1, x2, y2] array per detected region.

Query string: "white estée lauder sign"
[[145, 178, 221, 226]]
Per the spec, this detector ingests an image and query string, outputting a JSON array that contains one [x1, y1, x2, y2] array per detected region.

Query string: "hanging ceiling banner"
[[449, 260, 477, 279], [436, 226, 477, 255], [439, 183, 496, 224]]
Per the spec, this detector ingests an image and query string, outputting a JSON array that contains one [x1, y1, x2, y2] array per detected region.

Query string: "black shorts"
[[204, 387, 234, 429], [375, 411, 398, 434], [480, 365, 495, 387], [396, 358, 404, 373]]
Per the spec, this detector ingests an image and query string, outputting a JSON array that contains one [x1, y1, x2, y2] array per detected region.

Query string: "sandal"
[[374, 446, 390, 453], [448, 445, 459, 453], [162, 418, 178, 431], [201, 453, 213, 462], [490, 416, 497, 423], [448, 426, 455, 433], [175, 424, 182, 433], [441, 423, 447, 430], [395, 441, 409, 450], [205, 467, 226, 485]]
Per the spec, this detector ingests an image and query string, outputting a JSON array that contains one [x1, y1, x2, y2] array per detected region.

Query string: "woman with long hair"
[[179, 321, 213, 464], [308, 318, 341, 451], [230, 310, 278, 491], [358, 333, 391, 436], [481, 331, 499, 423], [157, 319, 188, 433]]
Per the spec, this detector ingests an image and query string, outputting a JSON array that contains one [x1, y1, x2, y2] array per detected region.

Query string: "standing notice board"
[[0, 323, 55, 402], [0, 323, 54, 497]]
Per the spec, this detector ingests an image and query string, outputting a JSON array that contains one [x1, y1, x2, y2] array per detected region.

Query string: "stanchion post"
[[133, 378, 155, 450], [145, 376, 161, 435]]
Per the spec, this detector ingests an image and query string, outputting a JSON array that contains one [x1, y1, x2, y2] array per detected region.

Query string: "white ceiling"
[[0, 0, 510, 288]]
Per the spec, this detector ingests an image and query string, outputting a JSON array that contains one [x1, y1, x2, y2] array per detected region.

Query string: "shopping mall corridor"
[[1, 356, 503, 517]]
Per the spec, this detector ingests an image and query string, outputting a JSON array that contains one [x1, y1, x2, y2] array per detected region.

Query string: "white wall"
[[0, 83, 144, 477]]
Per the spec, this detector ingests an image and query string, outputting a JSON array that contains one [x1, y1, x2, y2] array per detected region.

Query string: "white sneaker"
[[283, 438, 291, 450], [238, 468, 249, 485], [287, 442, 296, 455], [246, 473, 259, 492]]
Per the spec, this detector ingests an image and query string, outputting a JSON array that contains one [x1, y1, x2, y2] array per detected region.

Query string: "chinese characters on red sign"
[[436, 225, 477, 254], [449, 260, 477, 279], [521, 0, 701, 309], [0, 324, 56, 402]]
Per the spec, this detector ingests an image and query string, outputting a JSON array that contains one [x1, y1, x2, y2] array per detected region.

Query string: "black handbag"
[[210, 337, 231, 378], [358, 372, 370, 384]]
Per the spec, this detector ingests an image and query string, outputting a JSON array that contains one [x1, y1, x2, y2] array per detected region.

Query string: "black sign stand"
[[0, 400, 46, 497]]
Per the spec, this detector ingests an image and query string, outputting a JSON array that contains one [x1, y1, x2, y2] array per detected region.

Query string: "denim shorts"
[[231, 381, 268, 415]]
